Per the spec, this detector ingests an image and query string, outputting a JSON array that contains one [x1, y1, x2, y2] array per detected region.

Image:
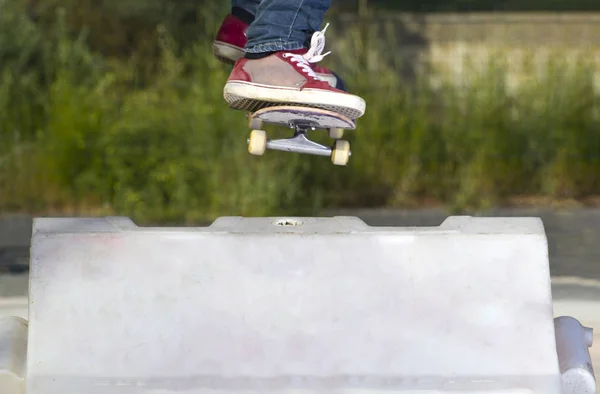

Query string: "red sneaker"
[[213, 15, 346, 91], [223, 49, 365, 119], [213, 14, 247, 65]]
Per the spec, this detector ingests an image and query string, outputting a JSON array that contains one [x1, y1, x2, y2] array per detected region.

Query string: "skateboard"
[[246, 106, 356, 166]]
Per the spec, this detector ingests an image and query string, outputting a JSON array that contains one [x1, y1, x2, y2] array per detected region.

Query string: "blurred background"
[[0, 0, 599, 224], [1, 0, 600, 383]]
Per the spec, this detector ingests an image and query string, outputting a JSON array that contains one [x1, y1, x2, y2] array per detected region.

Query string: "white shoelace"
[[282, 23, 331, 81]]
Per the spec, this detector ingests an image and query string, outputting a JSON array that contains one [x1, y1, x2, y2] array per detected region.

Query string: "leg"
[[245, 0, 331, 54], [245, 0, 346, 91], [222, 0, 365, 120], [213, 0, 345, 90]]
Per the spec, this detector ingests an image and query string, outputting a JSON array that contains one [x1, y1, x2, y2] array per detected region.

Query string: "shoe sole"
[[213, 41, 245, 65], [223, 81, 365, 119]]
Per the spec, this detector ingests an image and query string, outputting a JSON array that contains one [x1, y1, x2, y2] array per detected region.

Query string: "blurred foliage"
[[1, 0, 600, 224]]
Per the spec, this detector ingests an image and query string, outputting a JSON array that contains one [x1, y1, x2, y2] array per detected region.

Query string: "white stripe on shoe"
[[213, 41, 245, 64], [223, 81, 366, 119]]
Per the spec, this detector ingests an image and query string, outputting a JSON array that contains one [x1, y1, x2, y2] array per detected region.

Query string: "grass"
[[1, 3, 599, 224]]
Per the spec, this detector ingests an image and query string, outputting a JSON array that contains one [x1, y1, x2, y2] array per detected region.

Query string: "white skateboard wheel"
[[248, 130, 267, 156], [331, 140, 350, 166]]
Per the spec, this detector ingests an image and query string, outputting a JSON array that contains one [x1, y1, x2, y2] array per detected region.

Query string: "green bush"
[[1, 1, 599, 224]]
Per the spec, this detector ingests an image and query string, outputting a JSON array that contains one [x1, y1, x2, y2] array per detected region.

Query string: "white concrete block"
[[25, 215, 561, 394]]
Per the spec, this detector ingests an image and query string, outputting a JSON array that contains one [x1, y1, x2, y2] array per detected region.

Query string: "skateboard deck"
[[246, 106, 356, 166]]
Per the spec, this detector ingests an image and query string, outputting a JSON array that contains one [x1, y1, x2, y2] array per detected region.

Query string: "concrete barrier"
[[0, 215, 596, 393]]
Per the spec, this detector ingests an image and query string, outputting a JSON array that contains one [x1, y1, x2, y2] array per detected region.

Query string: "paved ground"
[[0, 272, 27, 297], [0, 214, 30, 274]]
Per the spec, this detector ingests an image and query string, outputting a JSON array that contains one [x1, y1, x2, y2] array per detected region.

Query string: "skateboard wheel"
[[248, 129, 267, 156], [331, 140, 350, 166], [248, 117, 263, 129], [329, 128, 344, 139]]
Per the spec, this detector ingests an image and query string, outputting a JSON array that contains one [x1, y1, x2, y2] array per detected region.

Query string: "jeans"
[[231, 0, 331, 53]]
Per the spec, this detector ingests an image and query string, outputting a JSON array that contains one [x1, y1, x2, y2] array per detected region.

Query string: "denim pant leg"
[[231, 0, 261, 16], [245, 0, 331, 53]]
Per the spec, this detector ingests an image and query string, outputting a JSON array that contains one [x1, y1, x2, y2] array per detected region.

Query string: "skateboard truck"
[[246, 106, 354, 166], [248, 121, 351, 159]]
